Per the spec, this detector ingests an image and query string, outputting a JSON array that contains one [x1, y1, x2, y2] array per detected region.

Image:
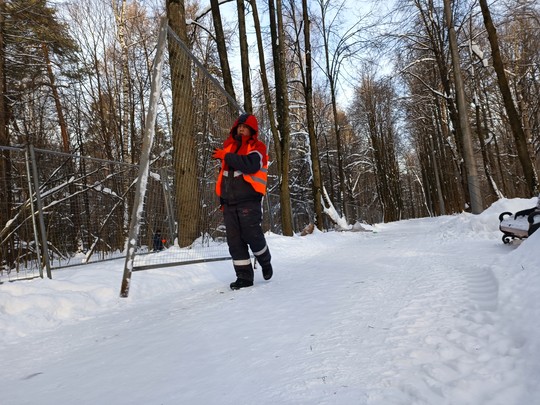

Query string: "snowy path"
[[0, 214, 533, 404]]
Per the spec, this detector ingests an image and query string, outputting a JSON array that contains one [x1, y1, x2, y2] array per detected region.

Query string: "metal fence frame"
[[0, 145, 144, 282], [0, 19, 314, 285]]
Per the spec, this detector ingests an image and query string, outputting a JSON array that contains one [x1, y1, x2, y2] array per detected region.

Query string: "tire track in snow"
[[240, 221, 511, 404], [251, 227, 475, 404], [364, 221, 524, 405]]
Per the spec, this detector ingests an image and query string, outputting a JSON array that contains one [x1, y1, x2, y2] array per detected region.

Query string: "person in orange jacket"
[[212, 113, 273, 290]]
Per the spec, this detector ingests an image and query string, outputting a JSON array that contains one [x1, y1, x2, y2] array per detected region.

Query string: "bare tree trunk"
[[250, 0, 280, 164], [236, 0, 252, 113], [112, 0, 131, 163], [413, 0, 469, 209], [466, 25, 501, 201], [167, 0, 201, 246], [360, 75, 402, 221], [478, 0, 538, 195], [302, 0, 324, 230], [269, 0, 294, 236], [480, 84, 509, 196], [210, 0, 237, 112], [436, 98, 464, 212], [443, 0, 483, 213], [428, 127, 445, 216], [42, 41, 84, 251], [318, 0, 348, 221], [42, 43, 70, 153], [0, 0, 6, 149], [0, 0, 14, 267], [474, 90, 500, 200]]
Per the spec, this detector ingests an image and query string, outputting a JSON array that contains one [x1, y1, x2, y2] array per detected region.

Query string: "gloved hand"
[[212, 148, 226, 160]]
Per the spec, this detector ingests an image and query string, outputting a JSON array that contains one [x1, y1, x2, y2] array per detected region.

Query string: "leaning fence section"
[[129, 26, 245, 271], [0, 145, 140, 282], [0, 21, 282, 284], [0, 142, 233, 283], [0, 26, 253, 283]]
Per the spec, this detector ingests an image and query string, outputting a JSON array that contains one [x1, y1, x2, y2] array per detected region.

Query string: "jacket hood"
[[229, 113, 259, 140]]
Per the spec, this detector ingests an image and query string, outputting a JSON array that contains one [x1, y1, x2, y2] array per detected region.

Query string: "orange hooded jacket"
[[215, 114, 268, 198]]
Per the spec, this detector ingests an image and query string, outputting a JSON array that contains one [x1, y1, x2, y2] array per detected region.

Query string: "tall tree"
[[466, 19, 502, 201], [351, 74, 403, 222], [210, 0, 237, 112], [0, 0, 12, 267], [318, 0, 347, 219], [269, 0, 294, 236], [0, 0, 6, 149], [167, 0, 201, 246], [236, 0, 252, 112], [250, 0, 280, 163], [443, 0, 483, 213], [301, 0, 324, 229], [1, 0, 80, 263], [67, 0, 117, 160], [315, 0, 368, 221], [4, 0, 78, 147], [478, 0, 538, 195], [42, 43, 70, 152], [396, 0, 470, 212], [112, 0, 132, 162]]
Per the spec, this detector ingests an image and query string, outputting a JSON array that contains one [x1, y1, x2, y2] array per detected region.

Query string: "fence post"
[[120, 16, 168, 297], [28, 144, 52, 279], [161, 168, 176, 243], [24, 146, 43, 278]]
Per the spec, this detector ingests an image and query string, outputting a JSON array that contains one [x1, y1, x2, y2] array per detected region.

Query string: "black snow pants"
[[223, 199, 272, 281]]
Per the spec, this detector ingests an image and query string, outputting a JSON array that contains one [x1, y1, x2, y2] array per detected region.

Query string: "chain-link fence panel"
[[1, 21, 285, 285], [127, 25, 286, 272], [0, 146, 42, 281], [0, 145, 140, 282]]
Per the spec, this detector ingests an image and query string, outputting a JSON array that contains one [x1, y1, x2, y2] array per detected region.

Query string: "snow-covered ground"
[[1, 197, 539, 405]]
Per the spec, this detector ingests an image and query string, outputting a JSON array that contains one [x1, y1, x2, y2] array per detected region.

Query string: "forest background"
[[1, 0, 539, 244]]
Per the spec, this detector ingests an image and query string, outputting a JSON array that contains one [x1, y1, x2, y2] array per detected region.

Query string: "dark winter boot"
[[231, 262, 254, 290], [230, 278, 254, 290], [254, 245, 273, 280], [262, 264, 273, 280]]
